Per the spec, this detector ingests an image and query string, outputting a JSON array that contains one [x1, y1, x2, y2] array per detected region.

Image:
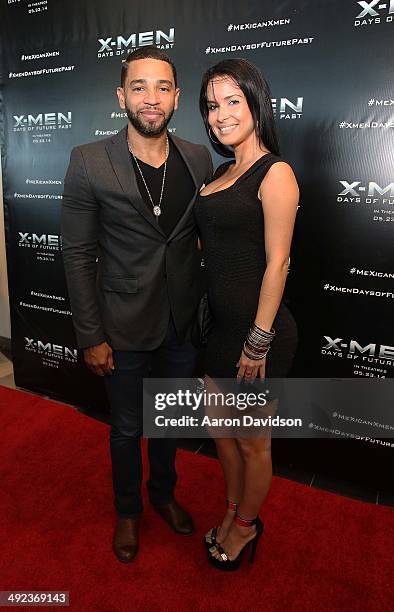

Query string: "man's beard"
[[125, 105, 174, 136]]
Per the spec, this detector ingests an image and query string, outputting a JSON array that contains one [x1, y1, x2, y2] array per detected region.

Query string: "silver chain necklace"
[[127, 136, 169, 219]]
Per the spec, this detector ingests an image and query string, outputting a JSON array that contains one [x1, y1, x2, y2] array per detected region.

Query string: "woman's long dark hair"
[[199, 58, 280, 158]]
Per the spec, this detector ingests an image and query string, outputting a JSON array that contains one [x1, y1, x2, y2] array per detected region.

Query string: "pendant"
[[153, 206, 161, 217]]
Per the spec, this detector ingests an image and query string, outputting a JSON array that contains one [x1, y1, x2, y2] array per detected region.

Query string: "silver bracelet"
[[244, 323, 275, 357], [242, 343, 271, 361]]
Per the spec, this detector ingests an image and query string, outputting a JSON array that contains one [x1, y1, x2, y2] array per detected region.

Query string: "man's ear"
[[174, 87, 181, 111], [116, 86, 126, 109]]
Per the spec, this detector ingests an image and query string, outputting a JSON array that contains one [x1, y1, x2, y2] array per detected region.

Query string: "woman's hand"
[[236, 350, 266, 383]]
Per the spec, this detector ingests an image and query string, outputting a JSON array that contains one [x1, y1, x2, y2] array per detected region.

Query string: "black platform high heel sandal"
[[204, 499, 237, 550], [208, 513, 264, 571]]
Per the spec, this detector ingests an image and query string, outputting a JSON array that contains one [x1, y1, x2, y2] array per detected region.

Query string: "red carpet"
[[0, 385, 393, 612]]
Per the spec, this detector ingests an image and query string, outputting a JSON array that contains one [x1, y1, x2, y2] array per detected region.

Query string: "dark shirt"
[[130, 137, 195, 236]]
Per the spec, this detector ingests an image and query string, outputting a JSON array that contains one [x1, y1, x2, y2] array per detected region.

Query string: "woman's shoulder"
[[258, 152, 291, 167], [254, 154, 296, 180], [237, 153, 288, 183], [263, 155, 296, 177], [259, 157, 299, 199]]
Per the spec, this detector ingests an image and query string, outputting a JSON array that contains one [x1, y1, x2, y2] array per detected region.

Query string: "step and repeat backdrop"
[[0, 0, 393, 482]]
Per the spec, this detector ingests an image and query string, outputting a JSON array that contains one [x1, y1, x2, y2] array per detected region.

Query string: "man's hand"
[[83, 342, 114, 376]]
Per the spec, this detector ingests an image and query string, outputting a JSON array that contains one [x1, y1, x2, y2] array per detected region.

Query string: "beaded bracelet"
[[248, 323, 275, 342], [242, 343, 271, 361], [243, 323, 276, 360]]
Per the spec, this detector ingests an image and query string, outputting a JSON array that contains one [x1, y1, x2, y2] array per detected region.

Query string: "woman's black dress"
[[194, 154, 298, 379]]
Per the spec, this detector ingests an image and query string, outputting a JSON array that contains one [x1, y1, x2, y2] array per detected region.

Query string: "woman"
[[194, 58, 299, 570]]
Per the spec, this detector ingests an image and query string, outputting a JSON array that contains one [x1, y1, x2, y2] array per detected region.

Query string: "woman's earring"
[[208, 126, 220, 144]]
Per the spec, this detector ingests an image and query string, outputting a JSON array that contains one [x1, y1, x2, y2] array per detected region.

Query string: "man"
[[61, 46, 212, 563]]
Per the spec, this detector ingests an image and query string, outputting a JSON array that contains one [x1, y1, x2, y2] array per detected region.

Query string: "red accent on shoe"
[[234, 514, 256, 528], [226, 500, 238, 512]]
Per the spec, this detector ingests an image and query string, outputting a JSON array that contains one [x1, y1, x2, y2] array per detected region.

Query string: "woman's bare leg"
[[211, 438, 244, 543], [211, 434, 272, 560]]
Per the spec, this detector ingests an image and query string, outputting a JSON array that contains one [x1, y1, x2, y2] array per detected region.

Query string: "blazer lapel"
[[105, 126, 166, 237], [167, 134, 199, 240]]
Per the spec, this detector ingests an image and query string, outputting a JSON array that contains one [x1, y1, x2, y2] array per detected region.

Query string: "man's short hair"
[[120, 45, 177, 88]]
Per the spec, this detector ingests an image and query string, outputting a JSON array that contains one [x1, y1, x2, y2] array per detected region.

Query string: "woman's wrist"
[[243, 323, 275, 360], [242, 343, 270, 361], [253, 320, 274, 334]]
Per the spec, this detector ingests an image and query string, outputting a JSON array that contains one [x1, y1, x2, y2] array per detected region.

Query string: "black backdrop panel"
[[1, 0, 393, 484]]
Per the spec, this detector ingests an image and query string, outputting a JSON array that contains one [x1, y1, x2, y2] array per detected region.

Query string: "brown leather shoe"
[[153, 500, 194, 535], [112, 517, 140, 563]]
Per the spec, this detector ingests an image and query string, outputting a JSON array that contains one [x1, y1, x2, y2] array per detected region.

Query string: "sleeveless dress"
[[194, 154, 298, 379]]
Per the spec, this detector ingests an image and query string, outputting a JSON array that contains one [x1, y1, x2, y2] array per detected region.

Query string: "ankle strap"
[[226, 499, 238, 511], [234, 513, 257, 527]]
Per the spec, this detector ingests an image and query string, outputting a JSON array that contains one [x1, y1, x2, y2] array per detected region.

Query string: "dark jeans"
[[104, 316, 196, 518]]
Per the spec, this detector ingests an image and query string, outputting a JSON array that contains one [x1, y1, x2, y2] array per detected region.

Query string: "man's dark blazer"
[[61, 126, 212, 350]]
